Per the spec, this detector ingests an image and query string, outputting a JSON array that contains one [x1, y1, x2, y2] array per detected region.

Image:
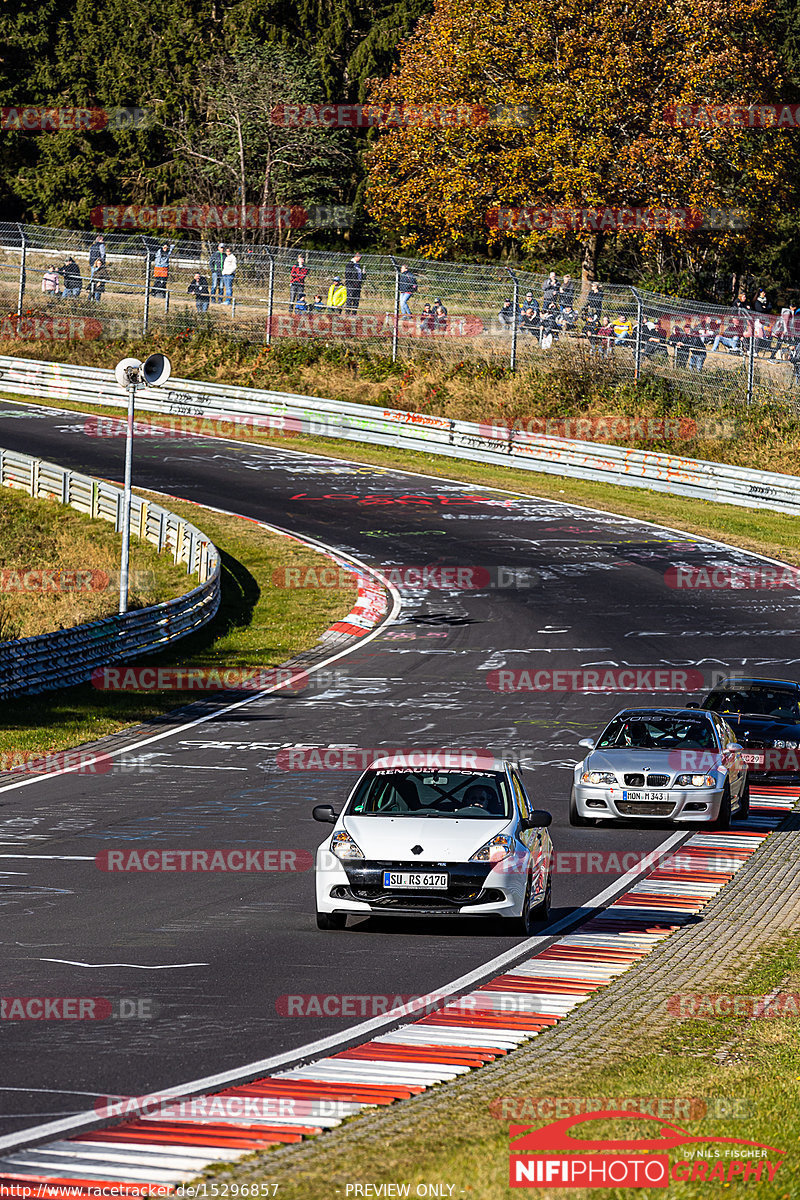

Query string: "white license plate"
[[383, 871, 448, 889], [622, 790, 664, 802], [742, 753, 764, 765]]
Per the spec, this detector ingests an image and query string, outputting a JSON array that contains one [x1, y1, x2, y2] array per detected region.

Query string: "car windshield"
[[346, 771, 511, 818], [596, 715, 717, 751], [702, 686, 800, 721]]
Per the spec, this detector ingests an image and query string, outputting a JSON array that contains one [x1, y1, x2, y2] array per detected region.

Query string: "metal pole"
[[747, 315, 756, 405], [633, 288, 643, 382], [265, 250, 275, 346], [16, 226, 27, 317], [119, 378, 137, 615], [505, 267, 519, 372], [142, 253, 152, 336], [390, 256, 400, 364]]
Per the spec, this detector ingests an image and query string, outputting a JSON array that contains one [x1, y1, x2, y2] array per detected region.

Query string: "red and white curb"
[[0, 786, 795, 1194], [322, 570, 388, 641]]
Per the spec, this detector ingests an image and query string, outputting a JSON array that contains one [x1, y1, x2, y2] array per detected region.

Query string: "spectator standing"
[[613, 314, 634, 347], [152, 243, 172, 298], [89, 235, 106, 293], [327, 276, 347, 308], [558, 305, 577, 333], [753, 288, 770, 313], [188, 272, 210, 313], [312, 294, 325, 311], [344, 252, 364, 313], [398, 264, 418, 315], [540, 303, 560, 347], [88, 261, 109, 302], [583, 309, 600, 350], [519, 306, 540, 336], [209, 243, 225, 304], [420, 303, 435, 334], [290, 253, 309, 311], [583, 281, 603, 320], [596, 317, 614, 357], [733, 290, 750, 319], [685, 324, 706, 371], [221, 247, 237, 305], [59, 256, 82, 298], [668, 323, 690, 368], [641, 318, 667, 359], [542, 271, 559, 308], [41, 265, 59, 296], [432, 298, 448, 332], [558, 274, 575, 310]]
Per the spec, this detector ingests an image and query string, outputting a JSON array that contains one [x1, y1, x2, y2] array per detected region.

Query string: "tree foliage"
[[365, 0, 799, 281]]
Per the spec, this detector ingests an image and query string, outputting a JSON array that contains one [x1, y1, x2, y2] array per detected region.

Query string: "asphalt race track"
[[2, 398, 799, 1138]]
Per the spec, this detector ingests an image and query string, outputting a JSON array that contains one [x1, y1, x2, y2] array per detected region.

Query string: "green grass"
[[0, 490, 356, 762], [202, 935, 800, 1199]]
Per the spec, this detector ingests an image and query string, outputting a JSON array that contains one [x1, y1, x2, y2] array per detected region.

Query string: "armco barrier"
[[0, 446, 220, 699], [1, 355, 800, 515]]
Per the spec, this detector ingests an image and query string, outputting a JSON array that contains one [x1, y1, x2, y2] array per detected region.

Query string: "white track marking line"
[[39, 960, 208, 970]]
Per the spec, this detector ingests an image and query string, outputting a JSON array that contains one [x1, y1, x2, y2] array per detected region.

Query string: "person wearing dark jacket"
[[641, 318, 667, 359], [558, 274, 575, 310], [684, 324, 706, 371], [398, 264, 418, 315], [88, 261, 109, 301], [498, 299, 515, 327], [188, 272, 210, 313], [753, 288, 770, 313], [733, 290, 750, 318], [209, 243, 225, 304], [583, 281, 603, 319], [344, 253, 364, 313], [519, 306, 540, 335], [542, 271, 559, 308], [59, 257, 82, 297]]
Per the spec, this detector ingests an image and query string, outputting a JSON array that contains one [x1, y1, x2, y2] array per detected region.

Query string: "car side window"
[[511, 773, 531, 818]]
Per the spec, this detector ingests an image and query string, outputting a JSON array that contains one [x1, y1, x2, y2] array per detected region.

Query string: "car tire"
[[316, 911, 347, 930], [712, 782, 732, 830], [569, 787, 593, 827], [737, 778, 750, 821], [529, 870, 552, 925], [510, 871, 551, 935]]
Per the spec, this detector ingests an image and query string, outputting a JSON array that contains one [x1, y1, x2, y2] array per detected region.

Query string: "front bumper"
[[573, 783, 726, 823], [315, 854, 531, 918]]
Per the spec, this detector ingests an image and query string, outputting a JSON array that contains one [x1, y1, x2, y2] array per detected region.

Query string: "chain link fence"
[[2, 221, 798, 408]]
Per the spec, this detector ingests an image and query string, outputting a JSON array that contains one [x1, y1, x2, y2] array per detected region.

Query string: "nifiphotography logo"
[[508, 1112, 785, 1188]]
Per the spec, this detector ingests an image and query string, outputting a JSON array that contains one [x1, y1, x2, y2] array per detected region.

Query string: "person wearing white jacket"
[[222, 248, 237, 305]]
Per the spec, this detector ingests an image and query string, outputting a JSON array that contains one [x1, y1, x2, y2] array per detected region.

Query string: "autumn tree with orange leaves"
[[365, 0, 796, 283]]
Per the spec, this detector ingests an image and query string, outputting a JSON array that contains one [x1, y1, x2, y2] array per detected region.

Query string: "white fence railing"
[[0, 446, 221, 699], [1, 354, 797, 516]]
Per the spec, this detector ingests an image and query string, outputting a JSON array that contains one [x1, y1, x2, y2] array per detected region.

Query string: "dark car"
[[696, 677, 800, 780]]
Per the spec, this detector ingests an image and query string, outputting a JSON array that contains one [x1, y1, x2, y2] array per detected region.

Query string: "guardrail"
[[0, 445, 221, 699], [1, 354, 798, 517]]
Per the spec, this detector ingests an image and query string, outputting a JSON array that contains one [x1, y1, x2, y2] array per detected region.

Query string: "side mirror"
[[578, 737, 595, 750], [520, 810, 552, 830], [729, 743, 743, 753], [685, 701, 700, 709], [312, 804, 338, 824]]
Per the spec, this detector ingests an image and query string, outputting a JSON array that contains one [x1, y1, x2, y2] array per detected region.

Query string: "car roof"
[[610, 708, 714, 721], [706, 677, 800, 691], [369, 753, 508, 772]]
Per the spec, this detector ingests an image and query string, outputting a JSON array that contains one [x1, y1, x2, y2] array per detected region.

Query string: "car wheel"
[[737, 778, 750, 821], [316, 911, 347, 930], [529, 871, 552, 925], [510, 872, 550, 935], [712, 782, 732, 830], [569, 787, 593, 827]]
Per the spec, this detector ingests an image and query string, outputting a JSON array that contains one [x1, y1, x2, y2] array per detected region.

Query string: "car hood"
[[714, 714, 800, 742], [584, 748, 721, 774], [342, 815, 509, 862]]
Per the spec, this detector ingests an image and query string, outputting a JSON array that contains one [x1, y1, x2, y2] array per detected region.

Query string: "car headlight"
[[774, 740, 798, 749], [470, 834, 516, 863], [581, 771, 616, 785], [330, 830, 364, 860], [675, 774, 716, 787]]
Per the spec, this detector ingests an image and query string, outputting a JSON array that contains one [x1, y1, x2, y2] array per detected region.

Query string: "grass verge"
[[0, 486, 190, 640], [202, 934, 800, 1199], [0, 490, 357, 763]]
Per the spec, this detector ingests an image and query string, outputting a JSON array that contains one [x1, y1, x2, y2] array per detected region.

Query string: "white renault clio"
[[313, 753, 553, 934]]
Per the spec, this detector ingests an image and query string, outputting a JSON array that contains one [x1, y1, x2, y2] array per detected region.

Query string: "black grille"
[[646, 774, 669, 787], [624, 773, 645, 786], [331, 885, 504, 909], [618, 800, 675, 816], [341, 859, 495, 907]]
